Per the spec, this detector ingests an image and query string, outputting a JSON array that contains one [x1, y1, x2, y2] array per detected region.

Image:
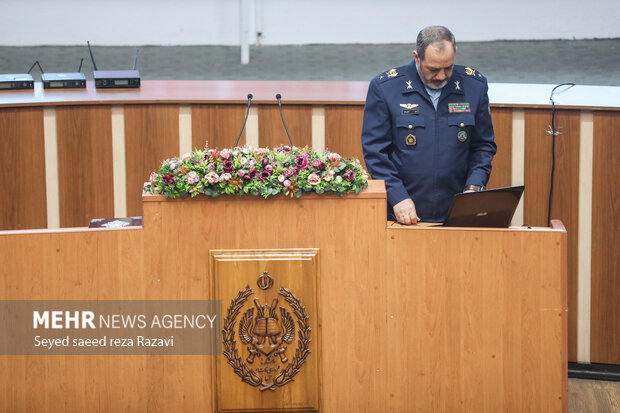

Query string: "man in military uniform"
[[361, 26, 497, 224]]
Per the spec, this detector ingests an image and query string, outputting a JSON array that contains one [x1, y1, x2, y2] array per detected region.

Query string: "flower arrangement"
[[143, 145, 369, 199]]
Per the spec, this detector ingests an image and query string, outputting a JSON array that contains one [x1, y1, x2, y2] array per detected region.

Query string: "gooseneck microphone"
[[234, 94, 254, 147], [276, 93, 294, 147]]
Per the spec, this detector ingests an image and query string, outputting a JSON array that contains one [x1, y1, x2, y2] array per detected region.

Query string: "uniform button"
[[459, 123, 465, 127], [408, 124, 413, 129]]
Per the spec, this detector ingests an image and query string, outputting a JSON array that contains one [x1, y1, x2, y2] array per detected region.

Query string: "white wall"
[[1, 0, 618, 46]]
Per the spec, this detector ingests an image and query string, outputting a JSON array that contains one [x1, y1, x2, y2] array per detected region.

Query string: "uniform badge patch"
[[406, 134, 417, 146], [448, 102, 470, 113], [457, 130, 468, 142], [400, 103, 419, 115]]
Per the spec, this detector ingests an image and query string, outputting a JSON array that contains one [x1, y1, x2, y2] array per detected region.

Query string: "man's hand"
[[393, 198, 420, 225]]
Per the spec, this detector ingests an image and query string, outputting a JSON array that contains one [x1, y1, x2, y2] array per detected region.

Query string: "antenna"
[[27, 60, 45, 74], [77, 58, 84, 73], [132, 49, 140, 70], [87, 41, 99, 71]]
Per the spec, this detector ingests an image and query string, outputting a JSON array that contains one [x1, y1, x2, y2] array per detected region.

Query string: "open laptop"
[[442, 185, 524, 228]]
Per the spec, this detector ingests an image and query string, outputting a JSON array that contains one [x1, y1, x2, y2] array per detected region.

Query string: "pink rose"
[[312, 159, 321, 168], [205, 172, 218, 184], [308, 173, 321, 186], [182, 152, 191, 161], [220, 148, 231, 160], [328, 152, 341, 162], [283, 179, 291, 187], [284, 168, 294, 177]]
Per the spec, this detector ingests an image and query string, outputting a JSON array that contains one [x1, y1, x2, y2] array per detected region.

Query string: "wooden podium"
[[0, 180, 566, 412]]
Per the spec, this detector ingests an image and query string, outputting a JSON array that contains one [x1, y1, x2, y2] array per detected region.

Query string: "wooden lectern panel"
[[211, 250, 320, 412], [386, 226, 567, 413], [0, 108, 47, 230]]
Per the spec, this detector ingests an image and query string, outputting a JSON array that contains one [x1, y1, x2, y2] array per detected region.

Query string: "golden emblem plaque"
[[211, 249, 320, 413]]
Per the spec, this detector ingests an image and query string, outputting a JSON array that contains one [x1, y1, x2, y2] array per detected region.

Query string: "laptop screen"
[[443, 186, 524, 228]]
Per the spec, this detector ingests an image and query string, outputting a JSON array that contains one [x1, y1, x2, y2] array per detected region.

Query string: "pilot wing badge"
[[400, 103, 419, 115]]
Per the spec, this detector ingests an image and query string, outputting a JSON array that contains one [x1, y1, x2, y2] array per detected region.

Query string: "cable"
[[547, 82, 575, 226]]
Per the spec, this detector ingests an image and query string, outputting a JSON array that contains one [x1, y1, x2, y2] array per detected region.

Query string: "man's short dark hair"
[[416, 26, 456, 61]]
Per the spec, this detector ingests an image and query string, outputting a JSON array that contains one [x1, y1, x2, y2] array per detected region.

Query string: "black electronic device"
[[41, 58, 87, 89], [87, 41, 141, 89], [0, 74, 34, 90], [442, 185, 525, 228]]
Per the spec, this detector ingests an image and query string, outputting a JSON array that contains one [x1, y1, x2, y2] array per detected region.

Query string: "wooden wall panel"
[[56, 106, 114, 227], [124, 105, 179, 217], [257, 104, 312, 148], [191, 104, 247, 150], [0, 108, 47, 230], [324, 105, 365, 167], [487, 107, 512, 189], [523, 108, 580, 360], [591, 111, 620, 364]]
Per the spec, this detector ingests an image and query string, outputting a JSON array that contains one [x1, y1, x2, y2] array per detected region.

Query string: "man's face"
[[413, 40, 455, 90]]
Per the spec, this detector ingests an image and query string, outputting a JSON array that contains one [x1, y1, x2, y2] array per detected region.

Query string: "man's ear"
[[413, 50, 420, 65]]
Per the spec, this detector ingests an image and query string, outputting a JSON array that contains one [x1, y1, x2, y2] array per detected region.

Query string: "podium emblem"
[[222, 273, 311, 392]]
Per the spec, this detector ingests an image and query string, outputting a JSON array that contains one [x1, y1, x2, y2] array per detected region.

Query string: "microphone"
[[234, 94, 253, 148], [275, 94, 294, 147]]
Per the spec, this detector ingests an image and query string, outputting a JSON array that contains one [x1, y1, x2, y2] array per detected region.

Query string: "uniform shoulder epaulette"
[[455, 65, 486, 82], [374, 65, 407, 84]]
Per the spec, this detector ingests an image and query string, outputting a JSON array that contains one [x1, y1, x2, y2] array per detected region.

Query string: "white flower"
[[278, 174, 285, 182], [221, 173, 232, 181], [324, 175, 332, 182], [239, 157, 249, 166], [336, 175, 343, 183], [242, 148, 250, 155], [170, 162, 176, 170]]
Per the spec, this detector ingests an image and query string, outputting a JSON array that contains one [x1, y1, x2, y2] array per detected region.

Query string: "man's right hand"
[[393, 198, 420, 225]]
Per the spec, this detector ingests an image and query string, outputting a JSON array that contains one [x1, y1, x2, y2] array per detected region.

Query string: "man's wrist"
[[464, 185, 483, 192]]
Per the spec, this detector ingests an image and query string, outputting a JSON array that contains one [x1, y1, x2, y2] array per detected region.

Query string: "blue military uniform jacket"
[[361, 60, 497, 222]]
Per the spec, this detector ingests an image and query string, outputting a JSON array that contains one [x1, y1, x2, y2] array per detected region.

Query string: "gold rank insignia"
[[454, 80, 460, 90], [465, 67, 476, 76], [406, 134, 417, 146], [387, 68, 398, 78], [457, 130, 468, 142], [406, 80, 413, 89]]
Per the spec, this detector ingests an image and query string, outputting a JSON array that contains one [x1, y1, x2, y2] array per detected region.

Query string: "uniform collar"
[[438, 71, 465, 103], [402, 60, 465, 102], [401, 61, 432, 105]]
